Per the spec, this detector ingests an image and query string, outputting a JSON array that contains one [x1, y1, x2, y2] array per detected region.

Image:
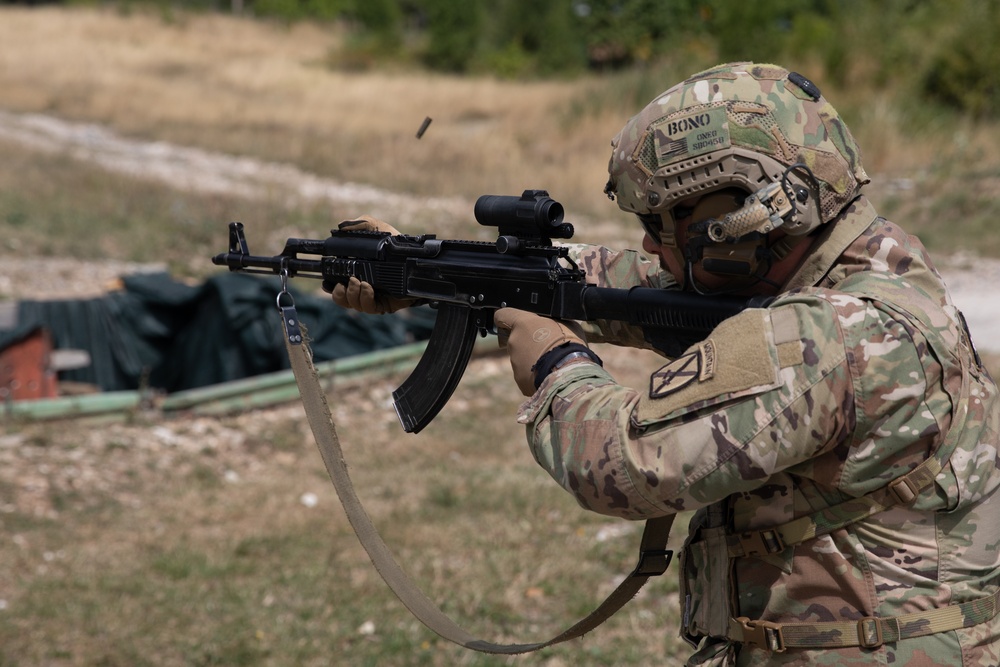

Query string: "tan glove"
[[331, 276, 413, 314], [494, 308, 591, 396], [337, 215, 399, 235], [330, 215, 415, 314]]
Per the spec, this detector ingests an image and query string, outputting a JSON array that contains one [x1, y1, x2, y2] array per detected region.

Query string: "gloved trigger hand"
[[494, 308, 588, 396]]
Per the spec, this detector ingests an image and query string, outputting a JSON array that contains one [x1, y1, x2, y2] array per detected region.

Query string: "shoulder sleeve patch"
[[633, 307, 788, 427], [649, 349, 702, 398]]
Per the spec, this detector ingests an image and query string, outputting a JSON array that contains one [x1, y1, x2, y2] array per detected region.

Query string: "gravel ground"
[[0, 257, 168, 301], [0, 109, 470, 225]]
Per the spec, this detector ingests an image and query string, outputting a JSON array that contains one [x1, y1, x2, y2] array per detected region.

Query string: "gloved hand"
[[337, 215, 399, 235], [330, 216, 416, 314], [331, 276, 413, 314], [494, 308, 589, 396]]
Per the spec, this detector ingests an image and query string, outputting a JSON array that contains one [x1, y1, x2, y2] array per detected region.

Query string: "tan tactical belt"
[[729, 587, 1000, 652], [726, 455, 943, 560]]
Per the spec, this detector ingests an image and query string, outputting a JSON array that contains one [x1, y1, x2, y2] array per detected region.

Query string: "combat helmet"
[[605, 62, 870, 288]]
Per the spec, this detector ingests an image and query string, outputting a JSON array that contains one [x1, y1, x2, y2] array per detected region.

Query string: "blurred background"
[[1, 1, 998, 664]]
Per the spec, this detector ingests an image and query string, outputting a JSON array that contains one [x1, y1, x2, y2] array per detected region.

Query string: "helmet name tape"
[[652, 107, 731, 165]]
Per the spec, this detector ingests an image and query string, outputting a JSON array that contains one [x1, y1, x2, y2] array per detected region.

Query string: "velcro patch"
[[652, 106, 731, 165], [634, 308, 779, 426], [649, 339, 716, 399]]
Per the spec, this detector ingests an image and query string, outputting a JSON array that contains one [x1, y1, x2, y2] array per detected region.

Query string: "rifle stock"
[[212, 190, 773, 432]]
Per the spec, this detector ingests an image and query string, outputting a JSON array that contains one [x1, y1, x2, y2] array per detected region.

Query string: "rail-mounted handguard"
[[212, 189, 772, 433]]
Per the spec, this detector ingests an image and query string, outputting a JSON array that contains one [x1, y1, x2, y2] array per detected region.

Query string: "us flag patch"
[[657, 137, 688, 161]]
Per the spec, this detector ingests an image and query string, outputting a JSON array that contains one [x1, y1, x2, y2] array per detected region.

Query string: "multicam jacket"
[[517, 196, 1000, 665]]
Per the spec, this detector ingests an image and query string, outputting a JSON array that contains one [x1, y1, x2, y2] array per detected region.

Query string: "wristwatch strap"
[[533, 343, 603, 389]]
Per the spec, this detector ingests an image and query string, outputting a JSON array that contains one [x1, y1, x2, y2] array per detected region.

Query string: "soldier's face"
[[641, 196, 735, 291], [641, 197, 815, 296]]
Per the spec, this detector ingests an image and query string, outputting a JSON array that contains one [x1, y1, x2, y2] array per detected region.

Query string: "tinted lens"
[[637, 213, 662, 240], [671, 203, 696, 221]]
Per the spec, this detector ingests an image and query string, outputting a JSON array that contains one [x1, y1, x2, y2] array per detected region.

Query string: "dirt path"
[[0, 109, 996, 351], [0, 109, 469, 219]]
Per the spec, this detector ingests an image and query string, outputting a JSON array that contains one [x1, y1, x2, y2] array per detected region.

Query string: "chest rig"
[[679, 270, 998, 655]]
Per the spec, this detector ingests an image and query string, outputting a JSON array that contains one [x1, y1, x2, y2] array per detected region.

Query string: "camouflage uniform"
[[518, 193, 1000, 665]]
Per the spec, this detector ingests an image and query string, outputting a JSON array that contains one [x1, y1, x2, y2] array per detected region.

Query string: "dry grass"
[[6, 5, 1000, 256], [6, 5, 1000, 260], [1, 7, 1000, 665], [0, 346, 690, 666], [0, 6, 618, 218], [0, 12, 686, 661]]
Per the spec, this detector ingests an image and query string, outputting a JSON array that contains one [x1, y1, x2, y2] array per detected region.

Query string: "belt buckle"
[[735, 616, 786, 653], [858, 617, 884, 649], [888, 476, 919, 504], [737, 528, 786, 557]]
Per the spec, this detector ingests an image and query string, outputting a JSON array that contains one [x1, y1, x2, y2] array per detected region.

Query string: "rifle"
[[212, 189, 772, 433]]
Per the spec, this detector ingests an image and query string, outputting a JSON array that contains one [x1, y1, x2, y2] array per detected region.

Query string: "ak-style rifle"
[[212, 189, 771, 433]]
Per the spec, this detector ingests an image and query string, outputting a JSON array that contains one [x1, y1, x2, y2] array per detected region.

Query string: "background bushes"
[[5, 0, 1000, 117]]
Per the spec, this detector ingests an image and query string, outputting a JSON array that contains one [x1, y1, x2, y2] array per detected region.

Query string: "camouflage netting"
[[0, 272, 435, 393]]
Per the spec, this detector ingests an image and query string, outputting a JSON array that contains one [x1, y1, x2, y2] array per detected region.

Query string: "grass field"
[[0, 346, 692, 666], [1, 6, 1000, 666], [5, 6, 1000, 263]]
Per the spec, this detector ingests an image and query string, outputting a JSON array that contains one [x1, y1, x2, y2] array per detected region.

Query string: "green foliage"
[[9, 0, 1000, 116], [920, 3, 1000, 117], [490, 0, 585, 76], [343, 0, 1000, 117], [419, 0, 483, 72], [705, 0, 796, 63], [250, 0, 369, 24], [578, 0, 671, 68], [351, 0, 400, 35], [418, 0, 586, 77]]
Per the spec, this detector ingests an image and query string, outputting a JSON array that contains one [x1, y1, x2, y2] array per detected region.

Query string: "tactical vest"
[[679, 270, 1000, 655]]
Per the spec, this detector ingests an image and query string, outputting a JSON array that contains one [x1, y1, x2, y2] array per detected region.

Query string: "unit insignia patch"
[[650, 351, 700, 398]]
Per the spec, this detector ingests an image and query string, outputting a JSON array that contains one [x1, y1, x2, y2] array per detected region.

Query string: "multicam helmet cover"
[[605, 62, 870, 233]]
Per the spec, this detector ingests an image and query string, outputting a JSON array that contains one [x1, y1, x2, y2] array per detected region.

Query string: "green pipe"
[[161, 340, 432, 411], [180, 337, 497, 415], [5, 336, 497, 421], [2, 391, 143, 420], [184, 358, 420, 415]]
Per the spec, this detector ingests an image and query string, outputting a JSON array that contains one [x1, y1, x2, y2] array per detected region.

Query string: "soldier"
[[333, 62, 1000, 665]]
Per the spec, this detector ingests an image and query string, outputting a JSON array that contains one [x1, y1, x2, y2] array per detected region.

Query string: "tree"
[[420, 0, 483, 72]]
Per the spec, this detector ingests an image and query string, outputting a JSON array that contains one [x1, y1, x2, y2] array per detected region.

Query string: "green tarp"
[[4, 272, 435, 393]]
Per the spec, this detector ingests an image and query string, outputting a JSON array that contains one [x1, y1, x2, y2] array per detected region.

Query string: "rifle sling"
[[282, 311, 674, 654]]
